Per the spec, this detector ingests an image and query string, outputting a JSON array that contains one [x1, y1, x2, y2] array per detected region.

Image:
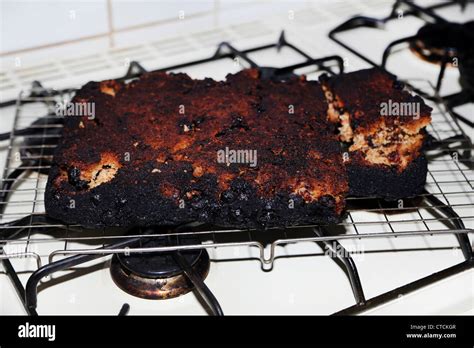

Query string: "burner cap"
[[409, 21, 474, 65], [110, 235, 210, 299], [117, 236, 203, 278]]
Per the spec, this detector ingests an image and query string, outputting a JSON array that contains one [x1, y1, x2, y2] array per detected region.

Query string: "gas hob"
[[0, 0, 472, 315]]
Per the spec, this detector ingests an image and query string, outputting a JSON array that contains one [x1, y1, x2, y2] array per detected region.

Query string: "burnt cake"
[[45, 69, 348, 228], [319, 68, 432, 199]]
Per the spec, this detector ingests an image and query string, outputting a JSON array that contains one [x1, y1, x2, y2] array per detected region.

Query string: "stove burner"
[[110, 236, 210, 299], [409, 21, 474, 65]]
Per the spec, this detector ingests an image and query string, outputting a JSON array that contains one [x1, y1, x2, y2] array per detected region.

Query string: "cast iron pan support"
[[332, 190, 473, 315], [172, 251, 224, 316], [1, 253, 37, 316], [214, 41, 259, 68], [423, 189, 473, 261], [315, 227, 366, 305], [334, 258, 473, 315], [24, 237, 141, 316], [444, 92, 474, 128], [381, 35, 417, 68]]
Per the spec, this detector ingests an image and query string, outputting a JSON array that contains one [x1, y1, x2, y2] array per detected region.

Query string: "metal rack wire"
[[0, 34, 473, 315]]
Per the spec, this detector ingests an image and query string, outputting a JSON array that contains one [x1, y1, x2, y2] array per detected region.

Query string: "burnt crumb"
[[193, 116, 205, 127], [393, 79, 405, 90], [203, 78, 214, 87], [252, 102, 266, 113], [263, 202, 272, 210], [92, 169, 102, 181], [178, 119, 193, 133], [91, 194, 101, 206], [271, 155, 285, 165], [93, 165, 111, 181], [178, 116, 206, 133], [230, 114, 250, 131], [367, 136, 374, 147], [190, 197, 210, 210], [319, 194, 336, 208], [238, 192, 249, 201], [92, 118, 102, 126], [220, 190, 235, 203], [67, 167, 89, 190], [214, 129, 227, 137], [215, 114, 250, 137]]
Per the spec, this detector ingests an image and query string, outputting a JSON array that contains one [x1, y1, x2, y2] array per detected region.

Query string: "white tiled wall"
[[0, 0, 315, 54], [1, 0, 231, 54], [1, 0, 109, 52], [0, 0, 396, 102], [111, 0, 215, 29]]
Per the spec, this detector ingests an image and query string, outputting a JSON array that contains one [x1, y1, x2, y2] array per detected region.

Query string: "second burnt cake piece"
[[320, 68, 432, 199]]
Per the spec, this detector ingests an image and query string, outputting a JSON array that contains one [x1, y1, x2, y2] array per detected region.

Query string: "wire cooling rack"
[[0, 78, 472, 272]]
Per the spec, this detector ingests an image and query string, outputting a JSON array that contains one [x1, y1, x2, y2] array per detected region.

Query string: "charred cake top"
[[319, 68, 432, 134], [49, 69, 348, 219], [319, 68, 432, 171]]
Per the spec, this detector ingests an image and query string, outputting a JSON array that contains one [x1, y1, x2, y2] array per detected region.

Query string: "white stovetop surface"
[[0, 0, 473, 315]]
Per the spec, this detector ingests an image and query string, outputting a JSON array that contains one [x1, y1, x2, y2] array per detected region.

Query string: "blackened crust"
[[45, 165, 342, 228], [347, 154, 428, 200]]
